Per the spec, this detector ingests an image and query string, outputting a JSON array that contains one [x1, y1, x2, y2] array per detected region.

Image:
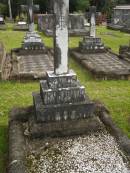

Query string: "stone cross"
[[90, 6, 96, 38], [53, 0, 69, 75], [28, 0, 34, 32]]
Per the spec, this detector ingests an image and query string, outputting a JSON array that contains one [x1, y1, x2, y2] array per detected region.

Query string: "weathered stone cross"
[[53, 0, 69, 75], [28, 0, 34, 32], [90, 6, 96, 38]]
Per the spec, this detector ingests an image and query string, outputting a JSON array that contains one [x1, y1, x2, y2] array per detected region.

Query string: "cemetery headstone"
[[37, 13, 89, 36], [79, 6, 106, 53], [22, 0, 44, 50], [30, 0, 95, 137], [107, 5, 130, 32]]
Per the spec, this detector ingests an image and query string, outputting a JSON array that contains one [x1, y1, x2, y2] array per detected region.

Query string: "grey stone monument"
[[28, 0, 34, 32], [30, 0, 95, 137], [22, 0, 44, 50], [79, 6, 106, 53]]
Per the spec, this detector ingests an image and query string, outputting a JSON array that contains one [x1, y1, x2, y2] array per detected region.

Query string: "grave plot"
[[8, 107, 130, 173], [71, 50, 130, 80], [9, 0, 53, 81], [71, 6, 130, 80], [8, 2, 130, 173], [10, 49, 53, 80]]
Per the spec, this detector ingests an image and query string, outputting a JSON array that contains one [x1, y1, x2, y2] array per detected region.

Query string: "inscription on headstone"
[[54, 0, 69, 75]]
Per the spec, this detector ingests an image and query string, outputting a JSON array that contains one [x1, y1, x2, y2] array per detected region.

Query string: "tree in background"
[[8, 0, 12, 19], [0, 3, 8, 17], [76, 0, 90, 12], [0, 0, 130, 18]]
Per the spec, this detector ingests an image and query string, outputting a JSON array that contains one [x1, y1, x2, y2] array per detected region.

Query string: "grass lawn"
[[0, 25, 130, 172]]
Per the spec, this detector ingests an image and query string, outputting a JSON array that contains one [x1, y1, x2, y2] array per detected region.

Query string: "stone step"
[[40, 80, 87, 105], [33, 93, 95, 123]]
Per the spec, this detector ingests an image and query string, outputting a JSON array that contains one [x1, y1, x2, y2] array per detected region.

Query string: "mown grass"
[[0, 24, 130, 172]]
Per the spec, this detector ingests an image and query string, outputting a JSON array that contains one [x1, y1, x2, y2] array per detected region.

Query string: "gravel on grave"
[[26, 128, 129, 173]]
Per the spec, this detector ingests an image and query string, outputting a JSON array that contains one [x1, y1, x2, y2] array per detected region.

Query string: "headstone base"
[[79, 37, 106, 53], [22, 32, 45, 50], [31, 70, 95, 136]]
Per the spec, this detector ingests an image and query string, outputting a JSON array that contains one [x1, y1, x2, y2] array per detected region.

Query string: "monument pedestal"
[[30, 70, 95, 137], [79, 36, 106, 53], [22, 32, 45, 50]]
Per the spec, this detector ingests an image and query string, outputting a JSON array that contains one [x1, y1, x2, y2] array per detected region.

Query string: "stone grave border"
[[8, 103, 130, 173], [70, 48, 130, 80], [8, 47, 53, 81]]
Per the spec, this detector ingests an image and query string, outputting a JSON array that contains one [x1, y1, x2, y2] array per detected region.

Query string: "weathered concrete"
[[8, 105, 130, 173], [53, 0, 69, 74], [107, 5, 130, 33], [70, 48, 130, 80], [28, 0, 34, 32], [10, 48, 53, 80], [37, 13, 89, 36]]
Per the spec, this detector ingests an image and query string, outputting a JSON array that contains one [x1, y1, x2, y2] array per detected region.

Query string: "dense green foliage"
[[1, 0, 130, 18], [0, 3, 7, 16]]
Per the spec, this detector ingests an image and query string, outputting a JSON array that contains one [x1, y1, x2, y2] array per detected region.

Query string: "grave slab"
[[10, 48, 53, 80], [71, 49, 130, 80]]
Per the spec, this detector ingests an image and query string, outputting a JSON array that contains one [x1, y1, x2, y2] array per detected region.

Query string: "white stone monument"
[[31, 0, 95, 137], [90, 6, 96, 38], [53, 0, 69, 75]]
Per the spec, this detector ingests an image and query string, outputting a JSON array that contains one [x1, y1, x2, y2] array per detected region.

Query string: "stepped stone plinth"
[[79, 37, 106, 53], [33, 70, 94, 123], [22, 32, 44, 50]]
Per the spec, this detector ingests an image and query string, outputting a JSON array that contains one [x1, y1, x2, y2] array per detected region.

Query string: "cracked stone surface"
[[26, 128, 129, 173]]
